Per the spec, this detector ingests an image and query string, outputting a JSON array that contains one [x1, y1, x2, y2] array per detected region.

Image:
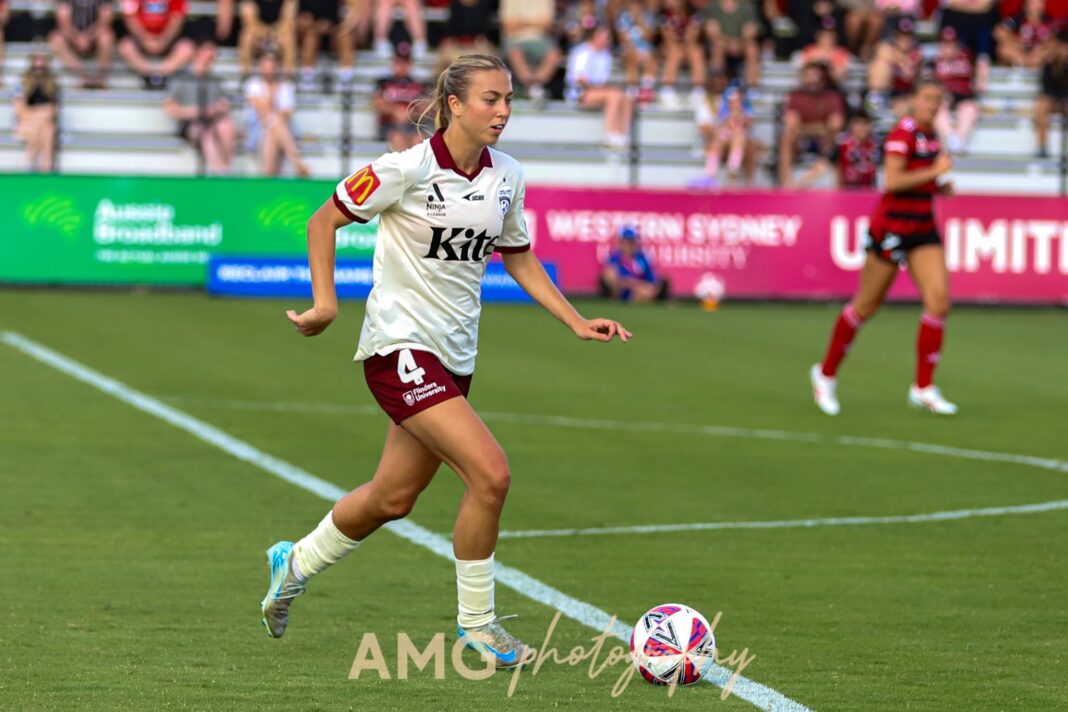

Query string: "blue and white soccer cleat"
[[457, 614, 532, 670], [260, 541, 306, 638]]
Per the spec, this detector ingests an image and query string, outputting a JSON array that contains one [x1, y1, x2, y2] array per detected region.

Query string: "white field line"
[[158, 396, 1068, 477], [158, 395, 1068, 538], [1, 331, 810, 712]]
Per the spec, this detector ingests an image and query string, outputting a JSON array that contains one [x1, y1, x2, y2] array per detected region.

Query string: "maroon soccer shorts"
[[363, 348, 473, 425]]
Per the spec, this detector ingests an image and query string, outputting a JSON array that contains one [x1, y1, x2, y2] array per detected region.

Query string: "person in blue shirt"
[[600, 226, 669, 302]]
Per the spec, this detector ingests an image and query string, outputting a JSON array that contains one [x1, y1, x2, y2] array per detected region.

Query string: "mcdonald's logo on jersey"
[[344, 165, 381, 206]]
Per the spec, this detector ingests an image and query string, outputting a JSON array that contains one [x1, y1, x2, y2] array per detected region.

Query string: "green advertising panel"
[[1, 173, 378, 285]]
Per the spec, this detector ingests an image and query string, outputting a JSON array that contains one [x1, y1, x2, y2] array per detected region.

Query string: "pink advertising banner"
[[523, 187, 1068, 305]]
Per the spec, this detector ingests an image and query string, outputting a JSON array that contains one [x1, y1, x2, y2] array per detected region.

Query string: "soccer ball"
[[630, 603, 717, 686]]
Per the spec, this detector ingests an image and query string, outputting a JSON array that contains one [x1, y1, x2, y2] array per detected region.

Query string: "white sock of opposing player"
[[291, 511, 360, 581], [456, 554, 495, 629]]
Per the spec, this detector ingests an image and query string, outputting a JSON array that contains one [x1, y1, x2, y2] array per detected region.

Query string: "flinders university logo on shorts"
[[403, 382, 446, 407]]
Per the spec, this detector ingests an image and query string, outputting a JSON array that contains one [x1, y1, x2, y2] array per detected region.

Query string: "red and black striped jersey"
[[869, 116, 940, 238], [837, 134, 879, 188]]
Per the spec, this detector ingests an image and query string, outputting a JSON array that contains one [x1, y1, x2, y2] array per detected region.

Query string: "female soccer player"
[[260, 54, 631, 668], [811, 78, 957, 416]]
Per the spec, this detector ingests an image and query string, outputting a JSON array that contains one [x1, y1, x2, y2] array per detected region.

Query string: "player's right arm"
[[286, 200, 352, 336], [287, 153, 406, 336], [883, 152, 953, 192], [882, 128, 953, 193]]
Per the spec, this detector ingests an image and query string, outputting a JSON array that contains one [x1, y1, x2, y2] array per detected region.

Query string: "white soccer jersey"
[[332, 130, 531, 376]]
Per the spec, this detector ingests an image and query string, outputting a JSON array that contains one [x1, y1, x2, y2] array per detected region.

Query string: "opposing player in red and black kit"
[[933, 26, 981, 154], [811, 79, 959, 416]]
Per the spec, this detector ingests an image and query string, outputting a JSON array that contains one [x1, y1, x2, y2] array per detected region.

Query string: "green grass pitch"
[[1, 289, 1066, 711]]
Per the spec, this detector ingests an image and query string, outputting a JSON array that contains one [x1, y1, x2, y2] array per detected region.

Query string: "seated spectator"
[[14, 52, 58, 172], [500, 0, 562, 106], [933, 26, 981, 154], [658, 0, 706, 108], [48, 0, 115, 89], [118, 0, 195, 89], [874, 0, 920, 37], [836, 110, 879, 187], [939, 0, 994, 90], [565, 27, 635, 150], [356, 0, 429, 60], [696, 84, 758, 186], [1034, 29, 1068, 157], [995, 0, 1060, 68], [163, 40, 236, 174], [0, 3, 6, 88], [599, 226, 669, 302], [797, 15, 851, 87], [245, 50, 311, 176], [297, 0, 356, 91], [839, 0, 883, 60], [373, 44, 427, 151], [782, 0, 840, 49], [778, 62, 845, 186], [867, 17, 923, 115], [238, 0, 297, 79], [614, 0, 658, 103], [436, 0, 497, 75], [563, 0, 604, 48], [702, 0, 762, 88]]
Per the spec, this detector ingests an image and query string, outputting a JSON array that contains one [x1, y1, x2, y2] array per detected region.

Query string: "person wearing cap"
[[373, 44, 428, 151], [1034, 29, 1068, 158], [932, 25, 981, 154], [600, 227, 669, 303], [797, 15, 851, 86], [867, 16, 924, 115]]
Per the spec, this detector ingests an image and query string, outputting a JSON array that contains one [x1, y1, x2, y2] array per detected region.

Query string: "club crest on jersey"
[[426, 182, 447, 217], [402, 391, 415, 406], [497, 185, 513, 217], [344, 165, 380, 206]]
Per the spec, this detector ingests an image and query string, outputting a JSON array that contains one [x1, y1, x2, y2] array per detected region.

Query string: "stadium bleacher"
[[1, 6, 1065, 192]]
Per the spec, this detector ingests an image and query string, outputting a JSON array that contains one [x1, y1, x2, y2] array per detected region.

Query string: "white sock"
[[292, 511, 360, 580], [456, 554, 495, 628]]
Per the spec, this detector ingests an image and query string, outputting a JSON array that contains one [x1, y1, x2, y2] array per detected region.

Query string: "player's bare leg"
[[906, 245, 957, 413], [812, 252, 898, 414], [261, 423, 441, 638], [401, 396, 532, 669]]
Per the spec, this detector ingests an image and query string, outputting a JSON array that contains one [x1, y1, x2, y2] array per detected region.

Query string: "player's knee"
[[925, 293, 950, 317], [471, 457, 511, 505], [374, 488, 420, 521]]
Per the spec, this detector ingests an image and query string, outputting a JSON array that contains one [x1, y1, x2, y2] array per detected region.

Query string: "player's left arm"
[[502, 250, 631, 343]]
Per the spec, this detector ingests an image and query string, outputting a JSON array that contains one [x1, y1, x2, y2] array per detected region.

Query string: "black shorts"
[[866, 230, 941, 265], [299, 0, 338, 22]]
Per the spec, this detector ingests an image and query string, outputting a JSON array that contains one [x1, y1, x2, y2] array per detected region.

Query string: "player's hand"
[[573, 318, 632, 343], [938, 181, 955, 197], [933, 152, 953, 176], [285, 305, 337, 336]]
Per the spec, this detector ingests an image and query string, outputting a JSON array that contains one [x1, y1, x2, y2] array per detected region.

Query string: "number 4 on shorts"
[[397, 349, 426, 386]]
